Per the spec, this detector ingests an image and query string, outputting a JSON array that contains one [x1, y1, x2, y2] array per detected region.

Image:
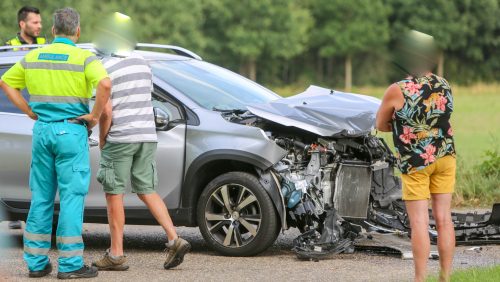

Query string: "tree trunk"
[[437, 51, 444, 77], [345, 54, 352, 92], [316, 55, 323, 82], [326, 56, 334, 83], [240, 58, 257, 81], [248, 58, 257, 81], [282, 61, 289, 84]]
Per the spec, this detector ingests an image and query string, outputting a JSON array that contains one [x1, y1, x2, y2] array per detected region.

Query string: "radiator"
[[333, 163, 372, 219]]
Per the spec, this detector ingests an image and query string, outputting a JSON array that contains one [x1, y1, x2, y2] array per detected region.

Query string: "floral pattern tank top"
[[392, 73, 456, 174]]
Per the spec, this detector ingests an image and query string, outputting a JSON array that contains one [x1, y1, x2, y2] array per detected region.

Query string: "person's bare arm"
[[77, 78, 111, 128], [99, 100, 113, 149], [376, 83, 403, 132], [0, 80, 37, 120]]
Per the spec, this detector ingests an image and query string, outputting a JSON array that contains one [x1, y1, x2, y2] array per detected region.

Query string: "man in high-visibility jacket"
[[5, 6, 47, 51], [0, 7, 111, 279], [4, 6, 46, 230]]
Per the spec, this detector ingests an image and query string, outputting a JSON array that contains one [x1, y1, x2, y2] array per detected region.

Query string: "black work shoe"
[[57, 265, 98, 279], [29, 262, 52, 278], [8, 220, 22, 229]]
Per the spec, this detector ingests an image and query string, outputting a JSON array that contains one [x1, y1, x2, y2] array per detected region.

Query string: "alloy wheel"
[[204, 184, 262, 248]]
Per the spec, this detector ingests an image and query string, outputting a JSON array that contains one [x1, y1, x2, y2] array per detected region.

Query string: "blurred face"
[[20, 12, 42, 37]]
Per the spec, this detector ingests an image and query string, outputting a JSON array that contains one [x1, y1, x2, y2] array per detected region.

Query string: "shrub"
[[454, 147, 500, 207]]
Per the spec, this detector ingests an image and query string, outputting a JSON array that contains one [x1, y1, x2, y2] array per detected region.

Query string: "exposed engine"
[[269, 133, 397, 259]]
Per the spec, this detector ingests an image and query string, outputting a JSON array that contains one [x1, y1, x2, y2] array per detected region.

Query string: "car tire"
[[197, 171, 280, 256]]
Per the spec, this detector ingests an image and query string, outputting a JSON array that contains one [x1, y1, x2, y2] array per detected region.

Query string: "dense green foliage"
[[0, 0, 498, 86]]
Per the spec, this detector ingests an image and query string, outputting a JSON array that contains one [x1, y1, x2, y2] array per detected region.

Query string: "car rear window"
[[0, 67, 30, 114]]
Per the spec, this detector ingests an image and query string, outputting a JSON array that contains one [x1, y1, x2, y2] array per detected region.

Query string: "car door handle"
[[88, 137, 99, 147]]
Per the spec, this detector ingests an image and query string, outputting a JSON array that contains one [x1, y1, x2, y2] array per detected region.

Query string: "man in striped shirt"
[[92, 13, 190, 271]]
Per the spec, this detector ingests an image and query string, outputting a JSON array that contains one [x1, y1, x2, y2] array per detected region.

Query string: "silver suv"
[[2, 44, 498, 257]]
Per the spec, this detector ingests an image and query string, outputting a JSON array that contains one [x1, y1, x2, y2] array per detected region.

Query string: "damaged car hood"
[[247, 85, 381, 137]]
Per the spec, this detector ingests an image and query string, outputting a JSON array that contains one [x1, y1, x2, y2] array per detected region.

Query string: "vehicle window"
[[152, 89, 183, 121], [90, 86, 183, 121], [151, 60, 279, 111], [0, 67, 30, 114]]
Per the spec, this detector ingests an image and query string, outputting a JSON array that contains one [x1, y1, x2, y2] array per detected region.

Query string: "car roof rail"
[[0, 44, 46, 52], [135, 43, 202, 60], [0, 43, 202, 60], [0, 43, 94, 52]]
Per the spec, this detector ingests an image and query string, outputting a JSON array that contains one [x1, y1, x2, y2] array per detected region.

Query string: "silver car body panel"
[[85, 124, 186, 209], [185, 108, 287, 172], [0, 113, 34, 199], [247, 85, 381, 137]]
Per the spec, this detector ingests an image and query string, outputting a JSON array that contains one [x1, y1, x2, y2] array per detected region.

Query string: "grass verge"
[[427, 265, 500, 282]]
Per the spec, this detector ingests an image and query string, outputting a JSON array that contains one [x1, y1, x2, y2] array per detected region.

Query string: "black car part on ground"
[[367, 167, 500, 245], [292, 209, 361, 261]]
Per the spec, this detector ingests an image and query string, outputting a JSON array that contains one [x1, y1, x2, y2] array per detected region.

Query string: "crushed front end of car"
[[224, 85, 500, 259]]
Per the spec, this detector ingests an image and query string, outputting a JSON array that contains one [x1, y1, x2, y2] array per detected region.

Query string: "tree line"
[[1, 0, 498, 89]]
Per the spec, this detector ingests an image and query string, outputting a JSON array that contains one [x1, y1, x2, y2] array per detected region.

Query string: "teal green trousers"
[[24, 120, 90, 273]]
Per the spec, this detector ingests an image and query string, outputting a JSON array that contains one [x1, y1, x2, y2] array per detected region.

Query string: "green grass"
[[269, 83, 500, 206], [427, 265, 500, 282]]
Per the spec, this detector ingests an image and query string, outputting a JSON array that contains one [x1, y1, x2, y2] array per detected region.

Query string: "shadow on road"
[[1, 224, 297, 257]]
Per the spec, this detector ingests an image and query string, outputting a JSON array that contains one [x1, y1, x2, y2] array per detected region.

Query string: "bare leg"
[[431, 193, 455, 282], [106, 193, 125, 256], [137, 193, 178, 241], [406, 200, 430, 282]]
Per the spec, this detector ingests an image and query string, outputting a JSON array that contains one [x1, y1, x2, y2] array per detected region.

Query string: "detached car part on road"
[[0, 44, 499, 257]]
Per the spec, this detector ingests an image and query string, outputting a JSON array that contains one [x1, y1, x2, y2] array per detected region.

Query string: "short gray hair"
[[53, 7, 80, 36]]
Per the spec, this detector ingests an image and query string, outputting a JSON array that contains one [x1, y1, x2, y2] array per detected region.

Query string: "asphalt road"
[[1, 221, 499, 282]]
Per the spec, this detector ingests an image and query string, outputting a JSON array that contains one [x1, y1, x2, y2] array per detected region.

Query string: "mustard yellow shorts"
[[401, 155, 456, 201]]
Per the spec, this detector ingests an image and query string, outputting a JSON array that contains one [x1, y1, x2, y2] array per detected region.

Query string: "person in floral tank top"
[[394, 74, 456, 173], [376, 30, 456, 282]]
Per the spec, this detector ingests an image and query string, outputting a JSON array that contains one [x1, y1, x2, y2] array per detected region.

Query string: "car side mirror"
[[154, 107, 170, 131]]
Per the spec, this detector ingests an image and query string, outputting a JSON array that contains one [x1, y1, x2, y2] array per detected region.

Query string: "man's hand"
[[77, 113, 99, 129], [27, 109, 38, 120]]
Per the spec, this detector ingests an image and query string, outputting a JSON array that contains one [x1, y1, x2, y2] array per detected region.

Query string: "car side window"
[[151, 88, 183, 121], [0, 66, 30, 114]]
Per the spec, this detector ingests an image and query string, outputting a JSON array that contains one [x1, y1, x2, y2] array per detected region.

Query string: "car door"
[[0, 66, 34, 205], [85, 87, 187, 210]]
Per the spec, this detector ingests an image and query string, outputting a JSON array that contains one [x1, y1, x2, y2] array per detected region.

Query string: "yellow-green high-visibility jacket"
[[5, 33, 47, 51], [1, 37, 108, 122]]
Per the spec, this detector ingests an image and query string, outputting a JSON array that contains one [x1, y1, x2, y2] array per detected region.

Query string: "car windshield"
[[151, 60, 279, 111]]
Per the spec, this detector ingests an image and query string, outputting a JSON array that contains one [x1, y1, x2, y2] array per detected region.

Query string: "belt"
[[67, 119, 87, 126], [54, 119, 87, 126], [55, 119, 92, 137]]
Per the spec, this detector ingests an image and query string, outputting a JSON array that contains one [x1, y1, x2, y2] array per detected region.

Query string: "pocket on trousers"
[[152, 162, 158, 190], [55, 126, 86, 157], [96, 160, 116, 189], [72, 164, 90, 195]]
